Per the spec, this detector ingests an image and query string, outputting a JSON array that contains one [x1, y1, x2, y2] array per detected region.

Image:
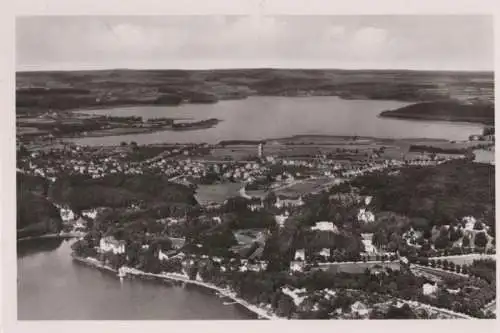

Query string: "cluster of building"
[[276, 285, 447, 319], [17, 143, 213, 182], [96, 232, 273, 274], [18, 146, 139, 181]]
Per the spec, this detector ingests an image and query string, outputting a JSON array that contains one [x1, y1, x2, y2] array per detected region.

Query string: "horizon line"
[[15, 66, 494, 74]]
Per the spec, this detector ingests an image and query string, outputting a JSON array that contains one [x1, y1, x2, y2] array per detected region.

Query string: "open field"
[[274, 177, 340, 197], [208, 135, 485, 164], [195, 183, 243, 205], [210, 145, 259, 161], [474, 148, 495, 164], [233, 229, 267, 245]]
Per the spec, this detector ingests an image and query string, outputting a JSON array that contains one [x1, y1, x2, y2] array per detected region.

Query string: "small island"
[[172, 118, 221, 131]]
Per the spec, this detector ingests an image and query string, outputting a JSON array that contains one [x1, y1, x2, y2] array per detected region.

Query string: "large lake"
[[17, 238, 253, 320], [70, 97, 483, 146]]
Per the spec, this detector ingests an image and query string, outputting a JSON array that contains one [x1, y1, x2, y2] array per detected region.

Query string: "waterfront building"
[[350, 301, 370, 316], [99, 236, 126, 254]]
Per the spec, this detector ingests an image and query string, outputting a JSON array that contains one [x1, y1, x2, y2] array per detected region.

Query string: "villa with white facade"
[[423, 283, 438, 296], [310, 221, 339, 233], [275, 196, 305, 209], [275, 214, 289, 228], [59, 206, 76, 222], [99, 236, 126, 254], [358, 208, 375, 223], [294, 249, 306, 261]]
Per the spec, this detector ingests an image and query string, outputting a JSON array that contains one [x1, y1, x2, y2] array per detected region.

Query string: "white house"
[[294, 249, 306, 261], [357, 208, 375, 223], [82, 208, 98, 220], [361, 238, 377, 254], [248, 199, 264, 212], [166, 217, 180, 225], [281, 287, 307, 306], [422, 283, 438, 295], [290, 261, 305, 272], [402, 227, 422, 245], [99, 236, 126, 254], [324, 289, 337, 300], [318, 248, 331, 259], [275, 214, 289, 228], [247, 261, 268, 272], [74, 216, 87, 230], [463, 216, 476, 230], [158, 249, 169, 261], [59, 207, 76, 222], [350, 301, 370, 316], [310, 221, 339, 233], [275, 196, 305, 209]]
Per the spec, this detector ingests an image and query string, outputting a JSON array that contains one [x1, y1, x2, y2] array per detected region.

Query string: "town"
[[17, 133, 496, 320]]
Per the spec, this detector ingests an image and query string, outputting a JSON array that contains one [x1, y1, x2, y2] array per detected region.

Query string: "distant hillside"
[[379, 101, 494, 125], [16, 68, 493, 115], [17, 173, 63, 239]]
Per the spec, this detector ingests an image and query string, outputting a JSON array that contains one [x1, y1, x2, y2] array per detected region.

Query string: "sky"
[[16, 15, 494, 71]]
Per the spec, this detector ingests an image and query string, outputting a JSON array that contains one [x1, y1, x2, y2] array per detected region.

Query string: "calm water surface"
[[70, 96, 484, 146], [17, 238, 253, 320]]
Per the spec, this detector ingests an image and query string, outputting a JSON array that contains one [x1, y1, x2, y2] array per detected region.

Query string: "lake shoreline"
[[379, 113, 492, 126], [17, 231, 85, 243], [71, 255, 277, 320], [53, 96, 485, 146], [55, 95, 415, 114], [57, 121, 221, 139], [59, 134, 454, 148]]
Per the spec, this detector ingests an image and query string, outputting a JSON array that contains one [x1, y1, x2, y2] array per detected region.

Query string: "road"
[[484, 301, 496, 314]]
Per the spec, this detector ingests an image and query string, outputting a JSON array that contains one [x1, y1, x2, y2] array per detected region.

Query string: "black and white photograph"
[[12, 12, 496, 322]]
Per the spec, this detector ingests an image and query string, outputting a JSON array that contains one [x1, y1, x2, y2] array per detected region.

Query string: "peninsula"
[[379, 101, 494, 125]]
